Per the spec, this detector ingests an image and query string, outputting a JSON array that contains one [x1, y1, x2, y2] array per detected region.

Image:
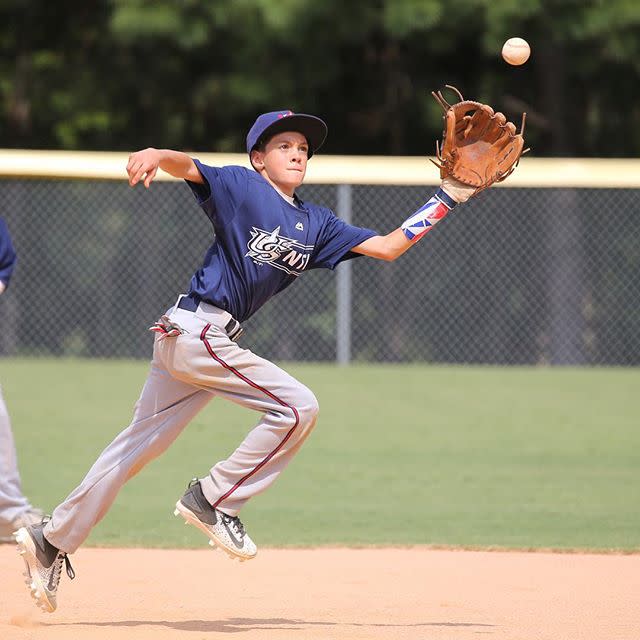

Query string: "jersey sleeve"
[[185, 161, 249, 225], [0, 218, 17, 289], [310, 210, 377, 271]]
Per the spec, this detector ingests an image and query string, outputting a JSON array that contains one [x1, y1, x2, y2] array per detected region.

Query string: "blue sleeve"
[[184, 161, 249, 225], [310, 210, 377, 270], [0, 218, 17, 288]]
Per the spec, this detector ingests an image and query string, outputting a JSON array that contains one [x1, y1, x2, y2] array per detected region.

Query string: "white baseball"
[[502, 37, 530, 66]]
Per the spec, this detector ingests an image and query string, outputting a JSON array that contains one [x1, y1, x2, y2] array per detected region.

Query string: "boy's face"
[[251, 131, 309, 195]]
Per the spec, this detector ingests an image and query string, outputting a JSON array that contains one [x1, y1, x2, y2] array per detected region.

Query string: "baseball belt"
[[177, 294, 243, 341]]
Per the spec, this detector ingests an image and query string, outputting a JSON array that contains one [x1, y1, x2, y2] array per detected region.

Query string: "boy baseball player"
[[16, 110, 476, 612], [0, 217, 44, 543]]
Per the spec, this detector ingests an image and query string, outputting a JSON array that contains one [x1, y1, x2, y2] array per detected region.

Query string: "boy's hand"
[[127, 148, 162, 188]]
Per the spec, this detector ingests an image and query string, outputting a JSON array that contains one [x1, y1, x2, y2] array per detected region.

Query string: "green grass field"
[[1, 358, 638, 551]]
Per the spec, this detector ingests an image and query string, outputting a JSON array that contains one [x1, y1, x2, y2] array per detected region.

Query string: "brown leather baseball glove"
[[431, 85, 527, 194]]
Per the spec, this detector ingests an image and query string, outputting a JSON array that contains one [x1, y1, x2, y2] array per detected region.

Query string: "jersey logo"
[[246, 226, 314, 276], [296, 222, 304, 231]]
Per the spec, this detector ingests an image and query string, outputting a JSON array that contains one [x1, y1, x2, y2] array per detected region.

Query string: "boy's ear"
[[250, 149, 264, 170]]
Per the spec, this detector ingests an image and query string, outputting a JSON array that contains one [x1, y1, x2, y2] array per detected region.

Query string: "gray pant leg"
[[201, 367, 319, 516], [0, 385, 30, 523], [45, 352, 211, 553], [157, 312, 320, 517]]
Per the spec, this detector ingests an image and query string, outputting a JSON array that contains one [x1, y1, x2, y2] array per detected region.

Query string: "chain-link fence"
[[1, 177, 639, 365]]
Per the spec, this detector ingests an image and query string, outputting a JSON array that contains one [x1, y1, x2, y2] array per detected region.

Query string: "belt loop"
[[175, 293, 187, 311], [176, 294, 199, 313], [225, 318, 243, 341]]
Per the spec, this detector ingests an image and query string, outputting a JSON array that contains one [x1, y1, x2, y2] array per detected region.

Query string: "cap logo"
[[278, 111, 294, 119]]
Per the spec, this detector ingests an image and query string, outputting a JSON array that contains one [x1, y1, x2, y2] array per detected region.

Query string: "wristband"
[[401, 188, 456, 242]]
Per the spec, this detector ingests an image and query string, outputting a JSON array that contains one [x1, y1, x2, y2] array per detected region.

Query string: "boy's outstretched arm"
[[126, 148, 204, 188], [355, 85, 527, 262], [352, 177, 474, 262]]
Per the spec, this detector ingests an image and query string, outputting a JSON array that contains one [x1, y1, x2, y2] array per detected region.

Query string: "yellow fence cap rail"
[[0, 150, 639, 188]]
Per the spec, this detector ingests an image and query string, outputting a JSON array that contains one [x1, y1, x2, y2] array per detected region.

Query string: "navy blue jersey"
[[185, 162, 377, 322], [0, 217, 17, 289]]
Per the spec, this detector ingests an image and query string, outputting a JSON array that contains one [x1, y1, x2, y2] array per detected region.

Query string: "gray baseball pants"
[[0, 386, 32, 523], [45, 298, 319, 554]]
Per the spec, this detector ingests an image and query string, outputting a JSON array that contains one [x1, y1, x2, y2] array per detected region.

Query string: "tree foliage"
[[1, 0, 639, 156]]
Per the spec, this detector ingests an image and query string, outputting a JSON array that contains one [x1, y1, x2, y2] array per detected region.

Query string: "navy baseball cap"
[[246, 110, 328, 159]]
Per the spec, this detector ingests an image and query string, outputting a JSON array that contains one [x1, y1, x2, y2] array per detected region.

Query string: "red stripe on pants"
[[199, 324, 301, 508]]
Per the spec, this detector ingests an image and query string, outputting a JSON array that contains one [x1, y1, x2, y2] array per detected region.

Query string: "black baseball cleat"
[[174, 479, 257, 561], [15, 519, 75, 613]]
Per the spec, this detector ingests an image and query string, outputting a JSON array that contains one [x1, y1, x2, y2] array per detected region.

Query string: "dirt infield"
[[2, 545, 639, 640]]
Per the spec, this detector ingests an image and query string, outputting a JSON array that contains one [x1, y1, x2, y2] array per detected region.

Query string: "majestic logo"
[[296, 222, 304, 231], [246, 226, 314, 276]]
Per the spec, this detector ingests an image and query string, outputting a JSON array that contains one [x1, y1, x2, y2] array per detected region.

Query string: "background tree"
[[0, 0, 639, 156]]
